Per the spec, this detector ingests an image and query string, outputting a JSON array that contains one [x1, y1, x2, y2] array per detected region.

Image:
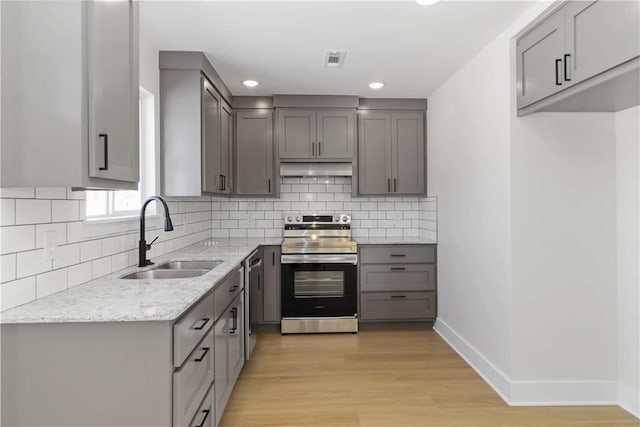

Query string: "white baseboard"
[[618, 383, 640, 418], [433, 318, 511, 403], [434, 317, 626, 412]]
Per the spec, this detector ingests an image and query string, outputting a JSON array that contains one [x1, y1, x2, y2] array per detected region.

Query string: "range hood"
[[280, 162, 353, 177]]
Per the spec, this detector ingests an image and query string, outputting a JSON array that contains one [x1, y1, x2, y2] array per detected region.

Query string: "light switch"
[[43, 230, 58, 261]]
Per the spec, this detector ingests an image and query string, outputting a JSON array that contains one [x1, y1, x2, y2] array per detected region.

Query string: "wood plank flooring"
[[220, 329, 638, 427]]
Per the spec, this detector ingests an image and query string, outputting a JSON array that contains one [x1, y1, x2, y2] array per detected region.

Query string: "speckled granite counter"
[[356, 237, 438, 245], [0, 238, 281, 325]]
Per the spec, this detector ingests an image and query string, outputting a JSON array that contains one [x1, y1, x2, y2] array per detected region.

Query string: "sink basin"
[[120, 269, 209, 280], [156, 260, 223, 270]]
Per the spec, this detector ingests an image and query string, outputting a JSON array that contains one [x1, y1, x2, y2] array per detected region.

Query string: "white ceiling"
[[140, 1, 534, 98]]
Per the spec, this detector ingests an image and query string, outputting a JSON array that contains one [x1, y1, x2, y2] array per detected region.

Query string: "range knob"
[[333, 215, 340, 222], [286, 216, 293, 223], [341, 215, 350, 223], [295, 216, 301, 222]]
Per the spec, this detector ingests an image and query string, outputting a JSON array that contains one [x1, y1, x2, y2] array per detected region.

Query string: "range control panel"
[[284, 213, 351, 225]]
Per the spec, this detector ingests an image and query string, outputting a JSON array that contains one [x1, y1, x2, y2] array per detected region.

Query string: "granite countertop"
[[0, 235, 437, 325], [0, 238, 280, 325]]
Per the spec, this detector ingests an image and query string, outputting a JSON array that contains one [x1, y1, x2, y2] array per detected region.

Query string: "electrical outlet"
[[43, 230, 57, 261]]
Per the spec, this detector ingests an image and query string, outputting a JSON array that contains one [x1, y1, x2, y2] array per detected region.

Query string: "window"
[[85, 87, 156, 219]]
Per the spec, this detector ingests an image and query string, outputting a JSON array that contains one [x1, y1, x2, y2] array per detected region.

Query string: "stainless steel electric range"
[[280, 213, 358, 334]]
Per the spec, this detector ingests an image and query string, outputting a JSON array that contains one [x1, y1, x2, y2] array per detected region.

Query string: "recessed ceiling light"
[[416, 0, 441, 5], [242, 80, 259, 87], [369, 82, 384, 90]]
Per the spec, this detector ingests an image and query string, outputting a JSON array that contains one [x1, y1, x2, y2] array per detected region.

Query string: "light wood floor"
[[220, 329, 638, 427]]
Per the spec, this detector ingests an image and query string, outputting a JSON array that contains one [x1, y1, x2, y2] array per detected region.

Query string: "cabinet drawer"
[[214, 267, 243, 321], [360, 291, 436, 320], [360, 264, 435, 292], [174, 292, 215, 367], [189, 382, 214, 427], [173, 327, 214, 427], [360, 245, 435, 264]]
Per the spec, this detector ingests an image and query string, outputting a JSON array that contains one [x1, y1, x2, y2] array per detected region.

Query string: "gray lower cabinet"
[[277, 109, 355, 160], [1, 0, 139, 189], [213, 269, 245, 426], [357, 111, 426, 196], [235, 110, 275, 196], [250, 246, 281, 325], [1, 266, 247, 427], [359, 245, 437, 321], [516, 0, 640, 113]]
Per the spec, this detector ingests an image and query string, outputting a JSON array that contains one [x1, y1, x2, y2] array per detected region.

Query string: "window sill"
[[82, 214, 162, 239]]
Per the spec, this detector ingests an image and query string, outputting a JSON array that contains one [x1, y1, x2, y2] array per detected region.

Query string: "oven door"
[[281, 260, 357, 318]]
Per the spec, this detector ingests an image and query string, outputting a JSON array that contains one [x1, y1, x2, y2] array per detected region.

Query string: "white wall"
[[427, 28, 513, 395], [510, 113, 617, 402], [615, 106, 640, 417], [429, 0, 632, 410]]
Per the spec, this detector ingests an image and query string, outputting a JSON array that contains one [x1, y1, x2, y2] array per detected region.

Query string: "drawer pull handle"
[[390, 295, 406, 299], [230, 307, 238, 333], [193, 318, 210, 330], [390, 267, 406, 271], [194, 347, 210, 362], [229, 284, 239, 292], [390, 254, 406, 257], [194, 409, 210, 427]]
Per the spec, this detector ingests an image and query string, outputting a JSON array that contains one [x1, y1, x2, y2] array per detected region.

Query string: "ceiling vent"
[[324, 50, 346, 68]]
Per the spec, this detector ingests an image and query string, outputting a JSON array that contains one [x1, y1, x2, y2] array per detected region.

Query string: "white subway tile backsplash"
[[15, 199, 51, 224], [80, 240, 102, 262], [68, 262, 93, 288], [1, 225, 35, 255], [52, 243, 81, 269], [36, 188, 67, 200], [17, 249, 52, 278], [1, 254, 16, 283], [36, 269, 68, 298], [0, 188, 35, 199], [91, 257, 111, 279], [52, 200, 80, 222], [1, 199, 16, 226], [1, 276, 36, 311]]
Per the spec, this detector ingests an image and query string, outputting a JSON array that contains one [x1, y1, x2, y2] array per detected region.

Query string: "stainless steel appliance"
[[244, 248, 262, 360], [280, 213, 358, 334]]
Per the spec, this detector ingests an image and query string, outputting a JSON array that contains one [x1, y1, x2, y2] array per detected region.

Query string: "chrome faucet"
[[139, 196, 174, 267]]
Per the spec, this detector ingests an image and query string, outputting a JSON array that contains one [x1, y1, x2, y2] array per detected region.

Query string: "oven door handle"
[[281, 254, 358, 265]]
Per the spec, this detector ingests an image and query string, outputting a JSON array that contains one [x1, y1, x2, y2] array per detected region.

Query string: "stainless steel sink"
[[120, 269, 210, 280], [156, 260, 223, 270]]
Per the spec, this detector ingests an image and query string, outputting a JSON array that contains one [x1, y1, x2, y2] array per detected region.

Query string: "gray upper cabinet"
[[235, 110, 275, 196], [516, 11, 565, 109], [277, 109, 355, 160], [1, 0, 139, 189], [160, 53, 232, 197], [564, 0, 640, 86], [358, 111, 425, 196], [516, 0, 640, 114]]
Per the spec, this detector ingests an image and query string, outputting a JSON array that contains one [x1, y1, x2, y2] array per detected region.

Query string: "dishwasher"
[[244, 248, 263, 360]]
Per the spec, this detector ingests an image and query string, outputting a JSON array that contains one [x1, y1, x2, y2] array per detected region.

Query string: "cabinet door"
[[391, 112, 425, 195], [277, 109, 316, 159], [88, 0, 139, 183], [565, 0, 640, 85], [202, 80, 222, 194], [358, 112, 392, 195], [316, 110, 355, 159], [220, 101, 233, 194], [228, 295, 245, 384], [262, 246, 281, 323], [213, 316, 228, 426], [516, 11, 566, 108], [235, 110, 274, 196]]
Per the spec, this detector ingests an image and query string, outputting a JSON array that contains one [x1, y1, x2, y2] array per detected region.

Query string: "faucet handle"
[[146, 236, 159, 250]]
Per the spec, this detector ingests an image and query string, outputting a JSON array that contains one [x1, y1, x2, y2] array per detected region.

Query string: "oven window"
[[294, 271, 344, 298]]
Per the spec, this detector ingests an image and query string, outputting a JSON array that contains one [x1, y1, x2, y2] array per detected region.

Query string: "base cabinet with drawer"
[[1, 266, 246, 427], [359, 244, 437, 322]]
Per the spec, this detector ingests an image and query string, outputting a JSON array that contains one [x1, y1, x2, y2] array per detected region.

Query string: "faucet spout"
[[139, 196, 174, 267]]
